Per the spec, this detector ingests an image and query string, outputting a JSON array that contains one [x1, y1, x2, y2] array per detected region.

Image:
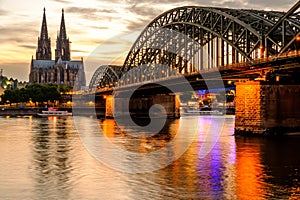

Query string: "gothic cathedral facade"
[[29, 8, 86, 89]]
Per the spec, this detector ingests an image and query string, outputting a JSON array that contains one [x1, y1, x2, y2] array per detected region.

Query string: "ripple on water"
[[0, 116, 300, 199]]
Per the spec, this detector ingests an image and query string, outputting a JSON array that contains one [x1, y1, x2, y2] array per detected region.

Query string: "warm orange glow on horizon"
[[0, 0, 296, 82]]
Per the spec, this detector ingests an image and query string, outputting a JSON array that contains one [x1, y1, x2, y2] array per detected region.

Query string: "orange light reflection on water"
[[47, 116, 57, 121], [235, 140, 266, 199], [102, 119, 115, 138], [98, 117, 267, 199]]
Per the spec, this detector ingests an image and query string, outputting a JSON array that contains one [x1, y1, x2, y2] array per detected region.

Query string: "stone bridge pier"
[[235, 81, 300, 135], [104, 94, 180, 119]]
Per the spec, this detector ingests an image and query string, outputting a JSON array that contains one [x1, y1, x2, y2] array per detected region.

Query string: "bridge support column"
[[151, 94, 180, 118], [235, 81, 300, 135], [94, 95, 106, 117], [112, 94, 180, 119], [105, 95, 114, 118], [129, 94, 180, 118]]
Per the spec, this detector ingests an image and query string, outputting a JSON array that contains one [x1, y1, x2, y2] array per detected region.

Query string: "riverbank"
[[0, 107, 74, 117], [0, 107, 104, 117], [0, 107, 235, 117], [0, 107, 41, 116]]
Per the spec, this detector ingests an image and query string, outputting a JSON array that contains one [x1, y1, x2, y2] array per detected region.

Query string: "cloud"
[[244, 0, 296, 10], [0, 25, 38, 45], [123, 1, 210, 32], [213, 0, 247, 9], [0, 62, 31, 81], [89, 25, 110, 30], [65, 6, 118, 21], [71, 49, 89, 53], [51, 0, 72, 4], [122, 0, 296, 33], [124, 18, 150, 32], [125, 0, 296, 11], [0, 25, 36, 35], [122, 4, 164, 32], [0, 0, 297, 83], [76, 38, 106, 46], [0, 9, 9, 16], [125, 0, 189, 5], [66, 7, 116, 14], [19, 45, 36, 49], [127, 4, 163, 18]]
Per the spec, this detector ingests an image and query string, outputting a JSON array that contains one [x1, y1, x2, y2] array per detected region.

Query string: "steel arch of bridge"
[[123, 2, 300, 72], [88, 65, 121, 91]]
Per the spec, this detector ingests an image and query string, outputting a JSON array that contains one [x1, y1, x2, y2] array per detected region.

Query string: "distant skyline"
[[0, 0, 297, 82]]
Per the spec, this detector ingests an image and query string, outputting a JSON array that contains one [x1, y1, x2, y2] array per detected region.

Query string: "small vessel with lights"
[[37, 107, 72, 116]]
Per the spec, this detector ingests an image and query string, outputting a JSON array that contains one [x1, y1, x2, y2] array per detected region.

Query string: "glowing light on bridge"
[[88, 2, 300, 92]]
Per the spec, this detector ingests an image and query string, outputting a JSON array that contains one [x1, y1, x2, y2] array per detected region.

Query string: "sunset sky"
[[0, 0, 297, 82]]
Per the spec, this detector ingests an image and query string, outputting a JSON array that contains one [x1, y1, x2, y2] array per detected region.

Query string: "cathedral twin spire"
[[55, 9, 70, 61], [36, 8, 51, 60], [36, 8, 70, 61], [40, 8, 49, 40]]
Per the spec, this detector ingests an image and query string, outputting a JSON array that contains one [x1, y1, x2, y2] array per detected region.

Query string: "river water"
[[0, 115, 299, 199]]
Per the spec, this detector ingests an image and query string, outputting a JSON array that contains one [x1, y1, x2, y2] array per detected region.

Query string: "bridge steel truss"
[[88, 65, 121, 91], [89, 2, 300, 89], [123, 2, 300, 74]]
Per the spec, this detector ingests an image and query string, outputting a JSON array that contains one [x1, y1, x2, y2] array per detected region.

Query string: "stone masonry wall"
[[235, 81, 264, 134], [262, 85, 300, 130], [111, 94, 180, 118], [235, 81, 300, 135]]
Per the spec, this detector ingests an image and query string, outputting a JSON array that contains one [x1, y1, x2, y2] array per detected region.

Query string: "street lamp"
[[259, 45, 265, 59], [296, 36, 300, 54]]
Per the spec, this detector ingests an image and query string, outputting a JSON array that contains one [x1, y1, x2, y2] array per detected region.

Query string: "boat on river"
[[181, 107, 224, 116], [182, 109, 224, 116], [37, 107, 72, 116]]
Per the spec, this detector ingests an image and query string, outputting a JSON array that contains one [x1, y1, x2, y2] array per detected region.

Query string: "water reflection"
[[31, 117, 73, 199], [74, 115, 199, 173], [235, 137, 266, 199], [235, 136, 300, 199], [98, 116, 237, 199], [0, 116, 299, 199], [101, 118, 176, 153], [77, 116, 300, 199]]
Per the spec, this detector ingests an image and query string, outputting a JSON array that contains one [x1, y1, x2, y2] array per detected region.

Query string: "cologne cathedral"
[[29, 8, 86, 89]]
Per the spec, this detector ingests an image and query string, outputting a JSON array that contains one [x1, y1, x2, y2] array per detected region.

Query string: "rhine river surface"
[[0, 115, 299, 199]]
